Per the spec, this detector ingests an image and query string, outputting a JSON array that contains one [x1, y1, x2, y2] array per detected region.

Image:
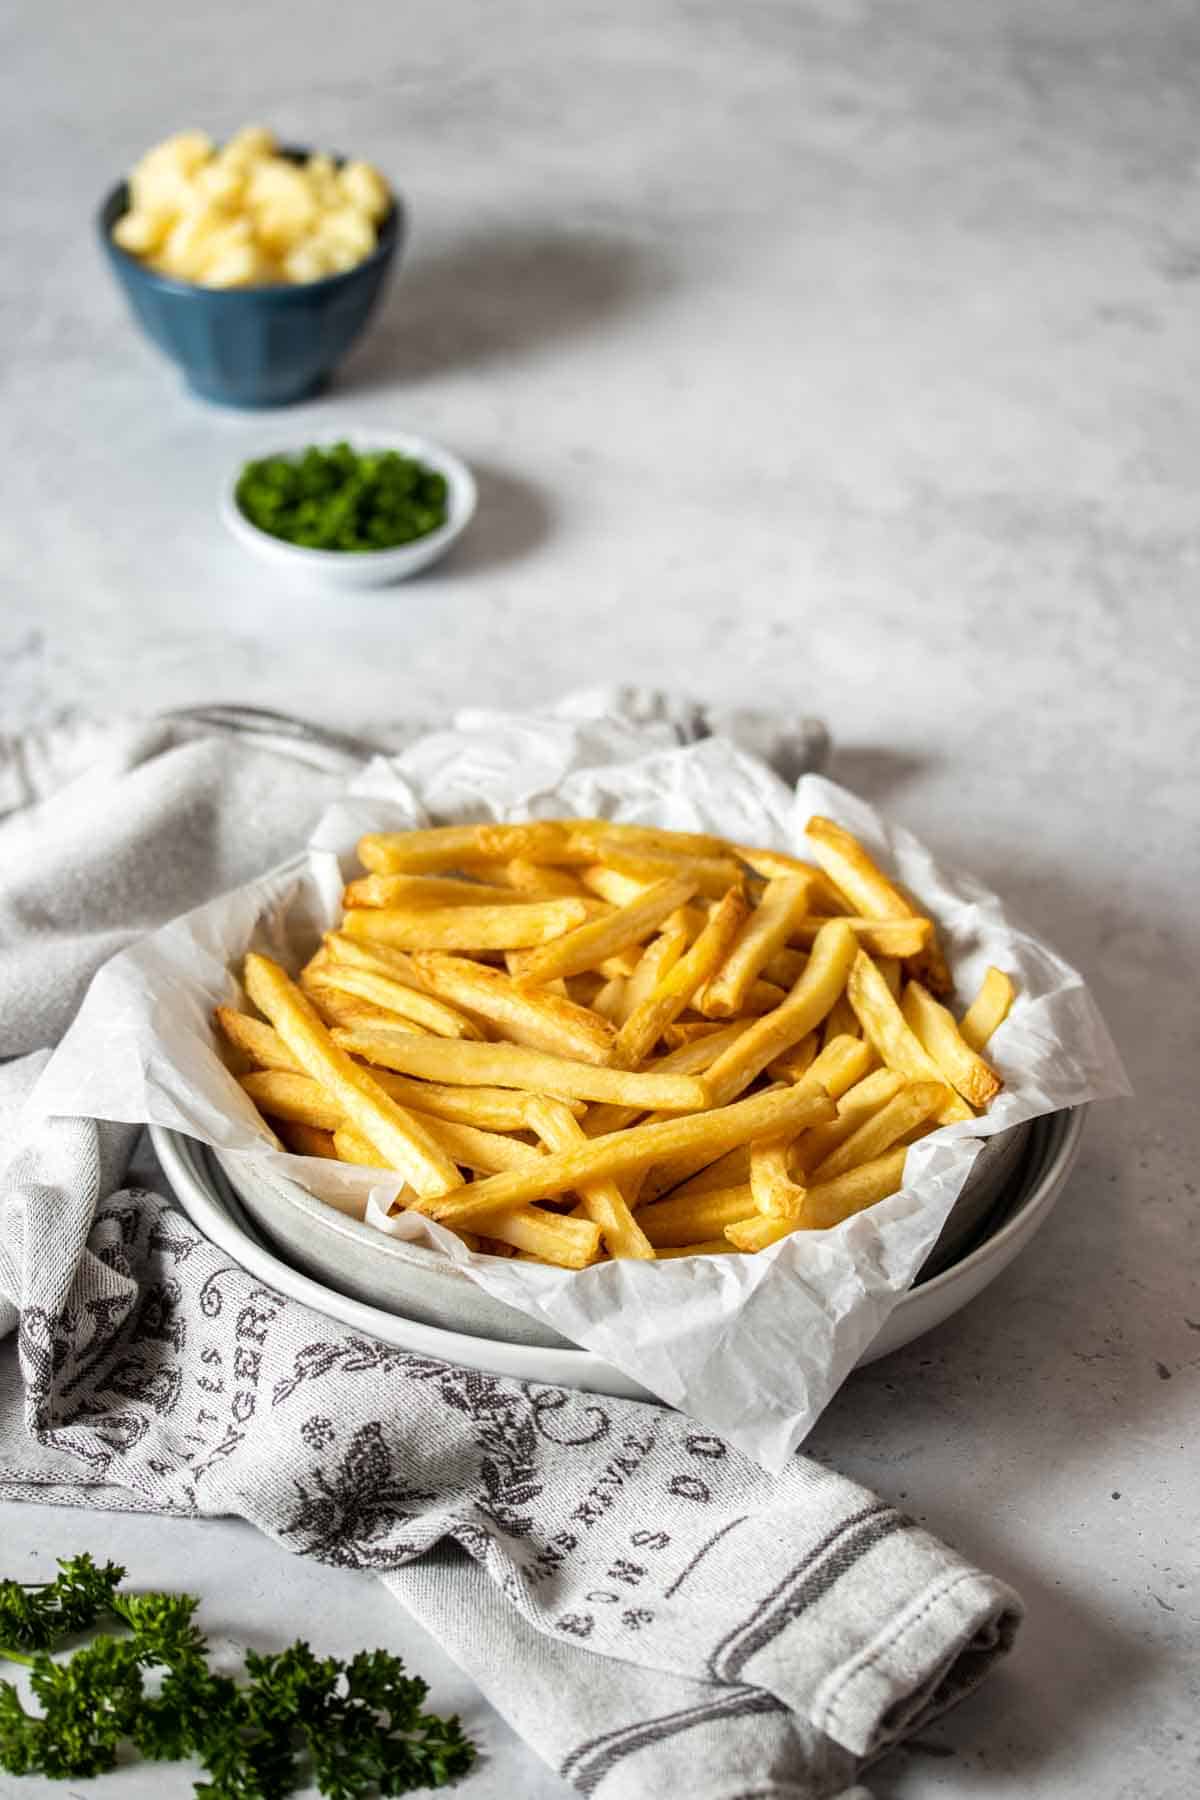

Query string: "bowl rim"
[[220, 428, 477, 566], [97, 142, 403, 301]]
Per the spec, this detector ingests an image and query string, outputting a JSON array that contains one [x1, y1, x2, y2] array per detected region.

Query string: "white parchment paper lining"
[[33, 707, 1129, 1470]]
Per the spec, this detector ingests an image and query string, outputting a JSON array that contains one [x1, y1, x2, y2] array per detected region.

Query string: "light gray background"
[[2, 1, 1196, 1796]]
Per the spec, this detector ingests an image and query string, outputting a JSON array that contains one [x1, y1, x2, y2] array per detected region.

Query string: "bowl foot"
[[186, 373, 329, 409]]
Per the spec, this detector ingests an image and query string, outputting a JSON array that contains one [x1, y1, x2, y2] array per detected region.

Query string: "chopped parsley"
[[236, 442, 450, 552]]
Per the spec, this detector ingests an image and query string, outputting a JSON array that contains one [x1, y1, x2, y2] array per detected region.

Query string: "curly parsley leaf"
[[0, 1553, 126, 1655]]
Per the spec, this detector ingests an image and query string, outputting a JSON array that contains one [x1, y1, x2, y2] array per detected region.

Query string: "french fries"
[[639, 1184, 758, 1248], [307, 963, 484, 1039], [703, 920, 860, 1106], [789, 917, 932, 959], [343, 898, 588, 951], [331, 1026, 710, 1111], [525, 1098, 655, 1259], [900, 981, 1002, 1108], [410, 952, 616, 1065], [845, 952, 973, 1123], [725, 1146, 909, 1249], [699, 877, 809, 1018], [343, 873, 528, 909], [805, 816, 953, 995], [222, 814, 1014, 1267], [809, 1079, 949, 1181], [959, 966, 1015, 1053], [243, 954, 462, 1201], [515, 876, 697, 987], [359, 822, 572, 873], [611, 885, 748, 1068], [420, 1083, 838, 1230]]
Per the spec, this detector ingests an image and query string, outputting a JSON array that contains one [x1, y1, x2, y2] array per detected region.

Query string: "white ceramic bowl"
[[220, 429, 476, 586], [151, 1108, 1085, 1398]]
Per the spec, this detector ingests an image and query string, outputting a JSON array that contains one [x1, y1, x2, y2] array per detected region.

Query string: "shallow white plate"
[[220, 429, 476, 586], [152, 1107, 1084, 1402]]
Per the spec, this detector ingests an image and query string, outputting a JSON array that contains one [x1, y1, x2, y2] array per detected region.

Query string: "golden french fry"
[[578, 865, 650, 906], [876, 957, 902, 999], [331, 1026, 710, 1111], [358, 822, 571, 873], [846, 953, 973, 1122], [725, 1144, 909, 1247], [590, 974, 628, 1023], [730, 1040, 873, 1219], [959, 966, 1015, 1052], [804, 817, 952, 995], [615, 914, 693, 1027], [811, 1080, 949, 1181], [570, 843, 744, 900], [655, 1239, 739, 1258], [240, 1069, 344, 1130], [703, 919, 859, 1107], [900, 981, 1003, 1108], [371, 1074, 577, 1130], [761, 946, 808, 989], [766, 1032, 818, 1082], [653, 1144, 750, 1202], [301, 978, 429, 1035], [411, 952, 616, 1065], [329, 1108, 542, 1175], [803, 817, 913, 921], [331, 1124, 601, 1266], [418, 1083, 837, 1229], [477, 1207, 602, 1268], [308, 964, 484, 1039], [564, 820, 732, 861], [749, 1137, 805, 1217], [789, 1068, 906, 1175], [477, 857, 593, 899], [642, 1034, 872, 1203], [342, 897, 587, 952], [323, 932, 427, 983], [639, 1183, 758, 1247], [581, 1021, 754, 1138], [223, 1006, 565, 1129], [821, 990, 861, 1048], [515, 876, 697, 987], [700, 877, 810, 1018], [243, 954, 462, 1201], [612, 885, 748, 1068], [789, 918, 932, 959], [216, 1006, 300, 1072], [801, 1145, 909, 1230], [596, 947, 643, 979], [733, 845, 849, 913], [565, 971, 606, 1006], [525, 1098, 654, 1259], [343, 873, 526, 909], [277, 1120, 339, 1159], [663, 1019, 737, 1049]]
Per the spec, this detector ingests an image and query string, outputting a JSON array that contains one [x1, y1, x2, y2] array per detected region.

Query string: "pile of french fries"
[[216, 816, 1014, 1269]]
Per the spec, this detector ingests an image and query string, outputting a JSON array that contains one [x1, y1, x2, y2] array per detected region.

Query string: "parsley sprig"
[[0, 1555, 476, 1796]]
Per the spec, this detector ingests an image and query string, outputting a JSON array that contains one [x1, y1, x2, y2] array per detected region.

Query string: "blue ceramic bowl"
[[98, 151, 403, 407]]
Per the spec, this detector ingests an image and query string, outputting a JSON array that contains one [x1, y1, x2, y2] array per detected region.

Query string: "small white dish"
[[220, 429, 476, 586]]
